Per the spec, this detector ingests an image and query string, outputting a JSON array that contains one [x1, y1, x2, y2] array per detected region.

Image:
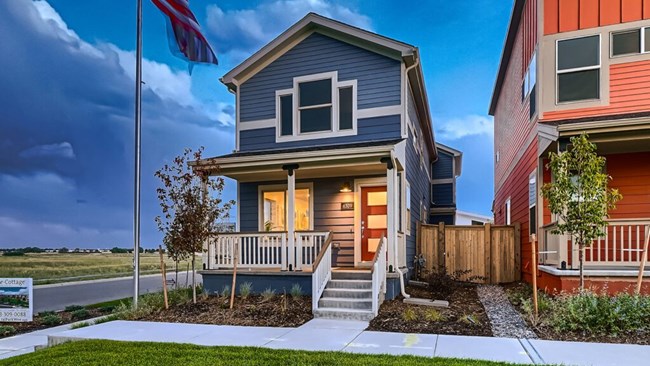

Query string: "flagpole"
[[133, 0, 143, 308]]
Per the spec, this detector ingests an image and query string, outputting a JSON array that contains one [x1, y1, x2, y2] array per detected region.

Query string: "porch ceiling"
[[193, 142, 399, 182]]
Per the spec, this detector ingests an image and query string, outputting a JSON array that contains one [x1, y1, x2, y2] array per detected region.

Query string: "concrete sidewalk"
[[3, 319, 650, 365]]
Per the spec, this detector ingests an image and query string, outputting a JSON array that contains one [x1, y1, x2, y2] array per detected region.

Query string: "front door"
[[361, 186, 387, 261]]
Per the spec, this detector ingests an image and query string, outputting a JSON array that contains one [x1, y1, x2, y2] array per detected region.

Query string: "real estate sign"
[[0, 278, 33, 322]]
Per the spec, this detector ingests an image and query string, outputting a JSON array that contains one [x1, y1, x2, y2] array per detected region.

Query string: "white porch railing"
[[311, 232, 333, 311], [371, 236, 387, 315], [204, 231, 330, 271], [541, 219, 650, 268]]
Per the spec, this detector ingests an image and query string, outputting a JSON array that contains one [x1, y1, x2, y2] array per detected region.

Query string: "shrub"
[[41, 314, 62, 326], [423, 308, 446, 322], [401, 307, 418, 322], [549, 291, 650, 334], [71, 322, 90, 329], [94, 314, 120, 325], [2, 251, 25, 256], [98, 305, 115, 313], [458, 313, 479, 326], [65, 305, 85, 312], [0, 325, 16, 336], [239, 282, 253, 300], [71, 309, 90, 320], [290, 283, 302, 299], [38, 311, 55, 318], [219, 285, 231, 299], [261, 288, 276, 302]]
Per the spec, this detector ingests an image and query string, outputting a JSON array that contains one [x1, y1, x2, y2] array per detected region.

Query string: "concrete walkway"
[[2, 319, 650, 365]]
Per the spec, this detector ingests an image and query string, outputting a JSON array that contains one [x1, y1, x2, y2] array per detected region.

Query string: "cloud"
[[205, 0, 372, 61], [435, 115, 494, 141], [0, 1, 236, 248], [20, 142, 76, 159]]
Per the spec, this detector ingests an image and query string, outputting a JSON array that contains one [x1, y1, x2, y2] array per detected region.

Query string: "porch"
[[193, 140, 409, 317], [539, 219, 650, 294]]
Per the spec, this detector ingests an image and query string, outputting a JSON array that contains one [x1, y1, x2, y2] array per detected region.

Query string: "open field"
[[0, 340, 524, 366], [0, 253, 199, 285]]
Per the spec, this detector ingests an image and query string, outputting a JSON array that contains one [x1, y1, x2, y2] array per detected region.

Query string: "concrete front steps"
[[313, 270, 375, 321]]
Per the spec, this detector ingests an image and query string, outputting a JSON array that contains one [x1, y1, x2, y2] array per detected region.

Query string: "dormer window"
[[276, 71, 356, 142]]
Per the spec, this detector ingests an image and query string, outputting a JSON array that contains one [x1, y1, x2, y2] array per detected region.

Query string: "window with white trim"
[[259, 186, 312, 232], [610, 27, 650, 57], [405, 182, 411, 235], [275, 71, 356, 142], [529, 171, 537, 235], [556, 35, 600, 103]]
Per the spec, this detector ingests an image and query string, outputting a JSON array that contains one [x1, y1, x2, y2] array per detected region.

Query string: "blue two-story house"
[[194, 13, 459, 320]]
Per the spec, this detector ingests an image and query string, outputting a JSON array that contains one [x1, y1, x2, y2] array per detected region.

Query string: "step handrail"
[[370, 236, 387, 315], [311, 231, 333, 311]]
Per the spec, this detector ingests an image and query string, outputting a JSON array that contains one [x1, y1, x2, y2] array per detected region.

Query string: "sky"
[[0, 0, 512, 249]]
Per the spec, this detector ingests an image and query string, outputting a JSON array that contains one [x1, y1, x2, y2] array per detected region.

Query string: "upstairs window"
[[522, 51, 537, 118], [275, 71, 356, 142], [612, 29, 641, 56], [556, 35, 600, 103]]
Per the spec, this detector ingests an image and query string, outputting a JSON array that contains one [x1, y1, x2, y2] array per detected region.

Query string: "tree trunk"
[[578, 243, 585, 292], [175, 260, 178, 289], [192, 252, 196, 304]]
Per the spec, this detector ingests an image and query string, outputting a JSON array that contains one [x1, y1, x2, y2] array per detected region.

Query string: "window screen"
[[339, 87, 353, 130], [612, 29, 640, 56], [645, 28, 650, 52], [280, 95, 292, 136]]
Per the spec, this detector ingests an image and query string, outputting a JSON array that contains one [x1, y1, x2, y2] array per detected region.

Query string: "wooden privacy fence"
[[417, 223, 520, 284]]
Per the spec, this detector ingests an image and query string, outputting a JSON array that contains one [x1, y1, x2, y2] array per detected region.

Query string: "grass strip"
[[0, 340, 528, 366]]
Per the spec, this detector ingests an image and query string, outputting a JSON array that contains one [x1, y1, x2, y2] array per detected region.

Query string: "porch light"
[[339, 182, 352, 193]]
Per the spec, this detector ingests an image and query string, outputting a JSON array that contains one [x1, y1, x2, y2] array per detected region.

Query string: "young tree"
[[155, 147, 234, 303], [542, 133, 622, 291]]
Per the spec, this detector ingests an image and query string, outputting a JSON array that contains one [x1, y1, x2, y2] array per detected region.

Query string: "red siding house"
[[490, 0, 650, 294]]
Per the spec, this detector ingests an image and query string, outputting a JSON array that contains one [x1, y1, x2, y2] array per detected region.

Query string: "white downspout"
[[395, 55, 421, 299], [390, 151, 410, 299]]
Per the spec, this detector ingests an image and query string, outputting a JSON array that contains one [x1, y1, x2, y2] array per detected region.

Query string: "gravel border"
[[477, 285, 537, 339]]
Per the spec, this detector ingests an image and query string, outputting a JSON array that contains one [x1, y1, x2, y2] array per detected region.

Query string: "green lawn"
[[0, 253, 197, 284], [0, 340, 527, 366]]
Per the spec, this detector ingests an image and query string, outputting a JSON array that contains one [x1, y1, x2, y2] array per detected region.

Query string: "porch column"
[[201, 174, 209, 270], [382, 157, 397, 270], [283, 164, 299, 271]]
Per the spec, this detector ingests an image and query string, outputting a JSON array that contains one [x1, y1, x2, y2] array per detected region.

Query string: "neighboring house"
[[193, 13, 459, 319], [455, 211, 493, 226], [430, 143, 462, 225], [490, 0, 650, 294]]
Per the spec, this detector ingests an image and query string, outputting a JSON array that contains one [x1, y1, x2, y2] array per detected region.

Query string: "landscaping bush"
[[64, 305, 85, 312], [98, 305, 115, 313], [71, 308, 90, 320], [41, 314, 62, 326], [239, 282, 252, 300], [71, 322, 90, 329], [219, 285, 231, 299], [290, 283, 303, 299], [549, 291, 650, 334], [261, 288, 276, 302], [38, 311, 55, 317], [0, 325, 16, 336], [114, 287, 193, 320], [401, 307, 418, 322], [423, 308, 446, 322]]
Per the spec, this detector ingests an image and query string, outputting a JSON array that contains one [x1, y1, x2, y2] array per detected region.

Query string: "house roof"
[[220, 12, 437, 159], [435, 142, 463, 177], [488, 0, 526, 116], [208, 138, 404, 160]]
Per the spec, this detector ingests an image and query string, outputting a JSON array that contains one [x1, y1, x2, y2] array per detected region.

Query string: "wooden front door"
[[361, 186, 387, 261]]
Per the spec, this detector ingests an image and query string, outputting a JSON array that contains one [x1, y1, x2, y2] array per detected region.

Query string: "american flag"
[[151, 0, 218, 68]]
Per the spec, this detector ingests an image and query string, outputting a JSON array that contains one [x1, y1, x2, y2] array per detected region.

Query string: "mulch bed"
[[0, 308, 104, 339], [504, 282, 650, 345], [139, 294, 313, 327], [368, 284, 493, 336]]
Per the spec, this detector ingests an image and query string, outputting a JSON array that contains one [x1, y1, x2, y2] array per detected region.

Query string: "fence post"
[[438, 222, 446, 272], [514, 222, 521, 281], [484, 223, 492, 284]]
